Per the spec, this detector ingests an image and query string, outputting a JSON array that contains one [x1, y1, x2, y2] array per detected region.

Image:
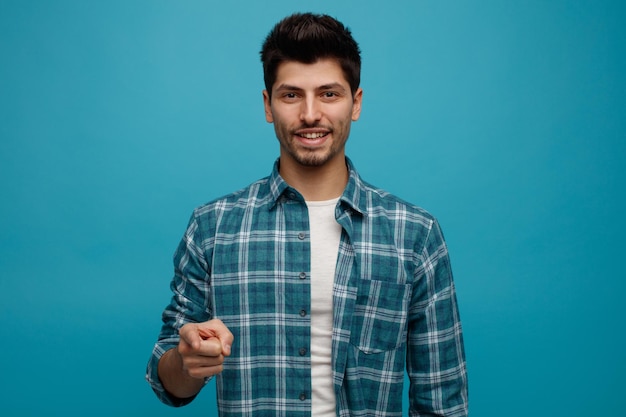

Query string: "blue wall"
[[1, 1, 624, 415]]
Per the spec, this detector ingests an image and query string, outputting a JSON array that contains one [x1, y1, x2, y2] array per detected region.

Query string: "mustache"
[[292, 123, 333, 131]]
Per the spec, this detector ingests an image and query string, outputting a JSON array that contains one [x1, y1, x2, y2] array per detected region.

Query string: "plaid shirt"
[[147, 158, 468, 416]]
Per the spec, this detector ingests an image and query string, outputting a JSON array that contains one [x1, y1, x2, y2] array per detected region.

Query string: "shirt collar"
[[267, 157, 367, 217]]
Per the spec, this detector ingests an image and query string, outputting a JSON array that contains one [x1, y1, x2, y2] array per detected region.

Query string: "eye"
[[281, 92, 300, 102], [321, 91, 341, 101]]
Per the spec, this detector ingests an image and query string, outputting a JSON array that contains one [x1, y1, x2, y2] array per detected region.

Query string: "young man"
[[147, 13, 468, 416]]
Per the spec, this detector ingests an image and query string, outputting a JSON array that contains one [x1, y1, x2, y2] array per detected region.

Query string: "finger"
[[183, 349, 226, 369], [217, 327, 234, 357], [181, 344, 227, 379], [185, 363, 225, 379], [199, 319, 234, 356], [179, 323, 204, 350], [195, 337, 225, 357]]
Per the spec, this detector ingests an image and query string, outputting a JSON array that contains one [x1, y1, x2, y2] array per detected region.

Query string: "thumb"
[[199, 319, 234, 356]]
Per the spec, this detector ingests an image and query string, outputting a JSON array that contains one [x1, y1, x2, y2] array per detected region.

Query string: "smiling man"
[[147, 12, 468, 417]]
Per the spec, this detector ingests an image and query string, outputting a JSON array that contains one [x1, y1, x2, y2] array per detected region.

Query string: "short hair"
[[260, 13, 361, 98]]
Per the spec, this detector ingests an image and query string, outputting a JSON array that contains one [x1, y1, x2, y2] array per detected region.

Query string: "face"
[[263, 59, 362, 169]]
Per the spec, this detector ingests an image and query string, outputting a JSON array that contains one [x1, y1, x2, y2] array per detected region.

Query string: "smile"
[[298, 132, 328, 139]]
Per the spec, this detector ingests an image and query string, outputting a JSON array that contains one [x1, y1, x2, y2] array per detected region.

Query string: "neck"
[[279, 154, 349, 201]]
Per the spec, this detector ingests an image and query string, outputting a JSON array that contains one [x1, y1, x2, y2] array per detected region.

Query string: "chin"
[[295, 156, 329, 167]]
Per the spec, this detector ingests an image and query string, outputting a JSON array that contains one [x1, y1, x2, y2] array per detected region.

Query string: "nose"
[[300, 97, 322, 125]]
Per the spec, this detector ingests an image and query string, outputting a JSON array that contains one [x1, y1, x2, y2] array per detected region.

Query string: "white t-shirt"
[[306, 198, 341, 416]]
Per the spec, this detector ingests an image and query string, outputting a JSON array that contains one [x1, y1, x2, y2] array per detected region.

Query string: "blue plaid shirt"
[[147, 158, 468, 416]]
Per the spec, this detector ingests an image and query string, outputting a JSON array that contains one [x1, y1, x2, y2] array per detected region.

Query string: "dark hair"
[[260, 13, 361, 98]]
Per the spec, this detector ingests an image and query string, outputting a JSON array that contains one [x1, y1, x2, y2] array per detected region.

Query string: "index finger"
[[179, 323, 205, 350]]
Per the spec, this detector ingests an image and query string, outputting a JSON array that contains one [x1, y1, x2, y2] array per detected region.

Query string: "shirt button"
[[299, 272, 307, 280], [299, 347, 307, 356], [299, 392, 307, 401], [288, 192, 297, 199], [298, 232, 306, 240], [299, 309, 307, 317]]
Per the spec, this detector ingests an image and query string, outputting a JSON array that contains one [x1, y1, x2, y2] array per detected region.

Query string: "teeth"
[[301, 132, 326, 139]]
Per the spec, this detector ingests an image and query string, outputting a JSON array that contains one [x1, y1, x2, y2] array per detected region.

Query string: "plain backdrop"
[[1, 1, 624, 416]]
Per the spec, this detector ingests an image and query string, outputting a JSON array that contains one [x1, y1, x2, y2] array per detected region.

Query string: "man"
[[147, 12, 468, 416]]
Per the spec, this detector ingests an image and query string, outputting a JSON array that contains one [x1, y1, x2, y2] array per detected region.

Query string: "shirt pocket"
[[349, 279, 412, 354]]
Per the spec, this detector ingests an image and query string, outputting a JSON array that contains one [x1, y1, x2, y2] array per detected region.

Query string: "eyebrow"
[[318, 83, 347, 92], [274, 83, 347, 93], [274, 84, 302, 93]]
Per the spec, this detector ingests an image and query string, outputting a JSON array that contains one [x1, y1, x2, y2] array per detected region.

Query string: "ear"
[[263, 90, 273, 123], [351, 88, 363, 121]]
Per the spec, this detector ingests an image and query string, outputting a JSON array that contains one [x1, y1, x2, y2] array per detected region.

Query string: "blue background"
[[1, 1, 624, 415]]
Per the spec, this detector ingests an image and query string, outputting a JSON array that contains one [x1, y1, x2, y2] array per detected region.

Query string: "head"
[[260, 13, 363, 173], [260, 13, 361, 99]]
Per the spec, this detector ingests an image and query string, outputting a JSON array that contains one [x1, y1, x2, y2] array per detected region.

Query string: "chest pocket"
[[350, 279, 412, 354]]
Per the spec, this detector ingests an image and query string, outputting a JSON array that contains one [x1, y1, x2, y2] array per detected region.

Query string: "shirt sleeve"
[[145, 212, 214, 407], [407, 218, 469, 416]]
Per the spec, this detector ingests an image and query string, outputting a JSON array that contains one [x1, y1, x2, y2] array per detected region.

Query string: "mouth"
[[297, 131, 328, 139], [293, 126, 333, 142], [294, 130, 330, 148]]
